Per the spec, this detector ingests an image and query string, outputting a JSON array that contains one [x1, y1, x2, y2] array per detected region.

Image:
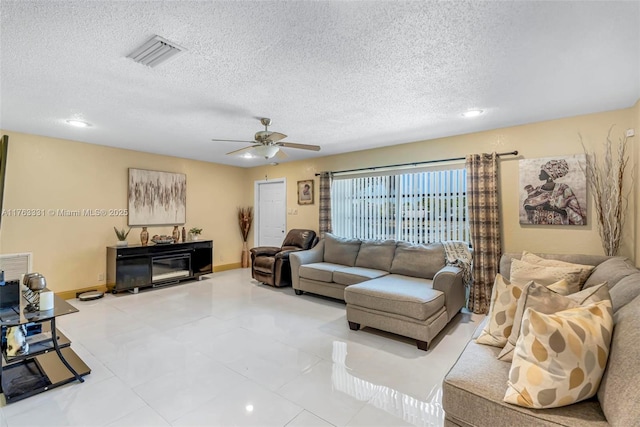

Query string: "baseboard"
[[57, 284, 109, 300], [214, 262, 242, 272], [57, 264, 243, 299]]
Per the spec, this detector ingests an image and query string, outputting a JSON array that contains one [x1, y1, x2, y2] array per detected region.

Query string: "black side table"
[[0, 291, 90, 403]]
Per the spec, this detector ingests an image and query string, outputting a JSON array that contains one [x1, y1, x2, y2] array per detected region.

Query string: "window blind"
[[331, 168, 468, 244]]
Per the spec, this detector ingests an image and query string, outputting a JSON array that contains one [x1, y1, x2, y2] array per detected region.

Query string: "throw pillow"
[[475, 274, 529, 347], [510, 259, 585, 294], [497, 282, 610, 362], [521, 251, 594, 286], [503, 299, 614, 409]]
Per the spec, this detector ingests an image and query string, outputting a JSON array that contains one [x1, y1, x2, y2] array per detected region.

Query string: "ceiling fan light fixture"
[[253, 145, 280, 159]]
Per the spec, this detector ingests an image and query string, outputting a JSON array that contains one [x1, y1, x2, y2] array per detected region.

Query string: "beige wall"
[[0, 131, 248, 294], [245, 105, 639, 264]]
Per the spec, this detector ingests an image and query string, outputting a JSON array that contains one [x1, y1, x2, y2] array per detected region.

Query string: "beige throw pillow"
[[510, 259, 585, 294], [521, 251, 595, 285], [476, 274, 529, 347], [497, 282, 610, 362], [504, 299, 613, 409]]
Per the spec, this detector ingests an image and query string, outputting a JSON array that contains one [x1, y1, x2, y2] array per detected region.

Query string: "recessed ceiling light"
[[66, 120, 92, 128], [461, 110, 484, 118]]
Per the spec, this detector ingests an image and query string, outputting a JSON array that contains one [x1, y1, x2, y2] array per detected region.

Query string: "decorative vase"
[[140, 227, 149, 246], [172, 225, 180, 242], [182, 227, 186, 243], [241, 241, 250, 268]]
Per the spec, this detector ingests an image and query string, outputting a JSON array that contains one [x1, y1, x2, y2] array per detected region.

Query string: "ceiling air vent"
[[126, 35, 185, 68]]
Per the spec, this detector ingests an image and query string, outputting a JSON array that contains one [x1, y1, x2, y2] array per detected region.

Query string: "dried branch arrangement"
[[237, 206, 254, 242], [581, 126, 631, 256]]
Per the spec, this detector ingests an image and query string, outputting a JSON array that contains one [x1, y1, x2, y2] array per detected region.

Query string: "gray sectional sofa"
[[289, 234, 466, 350], [442, 252, 640, 426]]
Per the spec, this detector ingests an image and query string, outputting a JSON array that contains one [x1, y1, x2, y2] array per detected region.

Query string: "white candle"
[[39, 290, 54, 310]]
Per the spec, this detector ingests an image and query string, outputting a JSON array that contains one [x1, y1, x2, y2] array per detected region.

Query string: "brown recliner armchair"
[[250, 229, 318, 287]]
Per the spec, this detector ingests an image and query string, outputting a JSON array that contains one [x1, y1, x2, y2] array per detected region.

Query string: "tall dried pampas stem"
[[580, 126, 630, 256]]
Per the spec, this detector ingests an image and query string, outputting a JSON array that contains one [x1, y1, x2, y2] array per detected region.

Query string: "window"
[[331, 168, 468, 244]]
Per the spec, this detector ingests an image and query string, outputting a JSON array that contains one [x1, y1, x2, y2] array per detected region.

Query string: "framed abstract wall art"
[[128, 168, 186, 226], [518, 154, 587, 225]]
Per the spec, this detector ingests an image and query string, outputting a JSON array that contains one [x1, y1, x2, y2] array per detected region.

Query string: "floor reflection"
[[331, 341, 444, 427]]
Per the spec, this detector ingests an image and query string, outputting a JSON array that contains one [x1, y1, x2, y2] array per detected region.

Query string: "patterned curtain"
[[466, 153, 501, 314], [319, 172, 333, 237]]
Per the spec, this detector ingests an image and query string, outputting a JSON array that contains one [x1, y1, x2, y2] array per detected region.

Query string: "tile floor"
[[0, 269, 482, 427]]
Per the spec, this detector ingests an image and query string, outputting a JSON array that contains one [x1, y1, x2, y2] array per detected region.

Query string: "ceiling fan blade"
[[278, 142, 321, 151], [275, 149, 288, 160], [226, 145, 260, 155], [267, 132, 287, 143], [212, 138, 256, 143]]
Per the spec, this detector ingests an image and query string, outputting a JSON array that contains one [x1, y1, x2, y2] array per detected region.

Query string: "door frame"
[[254, 177, 287, 247]]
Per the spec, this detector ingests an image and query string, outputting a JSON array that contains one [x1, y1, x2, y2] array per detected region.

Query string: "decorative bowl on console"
[[151, 235, 175, 244]]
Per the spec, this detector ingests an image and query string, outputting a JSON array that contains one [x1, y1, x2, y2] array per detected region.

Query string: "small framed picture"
[[297, 180, 314, 205]]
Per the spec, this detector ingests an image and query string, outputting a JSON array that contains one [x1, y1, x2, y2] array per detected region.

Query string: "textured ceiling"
[[1, 1, 639, 167]]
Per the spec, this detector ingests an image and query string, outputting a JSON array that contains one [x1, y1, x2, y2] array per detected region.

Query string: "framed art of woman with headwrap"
[[519, 155, 587, 225]]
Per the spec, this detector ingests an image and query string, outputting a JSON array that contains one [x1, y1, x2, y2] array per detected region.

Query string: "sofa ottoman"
[[345, 275, 448, 350]]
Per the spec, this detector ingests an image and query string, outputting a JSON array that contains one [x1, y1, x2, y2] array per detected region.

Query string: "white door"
[[254, 179, 286, 247]]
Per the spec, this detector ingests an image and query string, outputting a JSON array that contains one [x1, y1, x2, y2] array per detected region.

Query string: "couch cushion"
[[323, 233, 361, 267], [443, 324, 607, 426], [389, 242, 445, 279], [299, 262, 347, 283], [597, 294, 640, 425], [510, 259, 585, 294], [333, 267, 389, 286], [583, 257, 638, 289], [344, 275, 442, 321], [504, 300, 613, 409], [355, 240, 397, 271], [498, 282, 611, 362], [609, 272, 640, 312]]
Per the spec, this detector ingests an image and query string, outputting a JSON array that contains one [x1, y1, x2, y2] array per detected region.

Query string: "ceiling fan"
[[212, 118, 321, 159]]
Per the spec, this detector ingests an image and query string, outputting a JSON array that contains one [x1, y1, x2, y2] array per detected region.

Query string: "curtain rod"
[[315, 150, 518, 176]]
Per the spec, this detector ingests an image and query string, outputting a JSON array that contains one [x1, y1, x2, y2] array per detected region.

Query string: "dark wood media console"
[[106, 240, 213, 293]]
